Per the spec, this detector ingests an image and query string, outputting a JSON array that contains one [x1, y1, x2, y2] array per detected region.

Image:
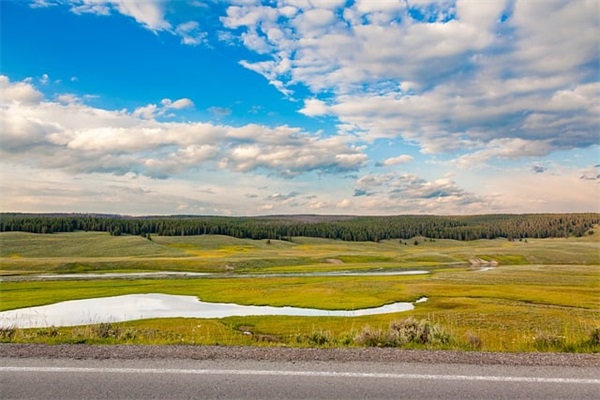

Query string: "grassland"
[[0, 230, 598, 352]]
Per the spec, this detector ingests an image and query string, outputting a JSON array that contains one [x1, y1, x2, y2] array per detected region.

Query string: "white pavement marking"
[[1, 367, 599, 385]]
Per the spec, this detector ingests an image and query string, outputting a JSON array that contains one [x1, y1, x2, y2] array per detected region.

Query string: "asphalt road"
[[2, 356, 599, 400]]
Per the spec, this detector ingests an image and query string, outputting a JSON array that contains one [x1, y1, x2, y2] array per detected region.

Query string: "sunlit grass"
[[0, 230, 599, 352]]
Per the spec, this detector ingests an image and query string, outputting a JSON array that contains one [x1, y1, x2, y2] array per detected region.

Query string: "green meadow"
[[0, 230, 598, 352]]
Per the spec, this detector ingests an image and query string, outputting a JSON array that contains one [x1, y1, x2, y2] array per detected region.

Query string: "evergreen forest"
[[1, 213, 598, 242]]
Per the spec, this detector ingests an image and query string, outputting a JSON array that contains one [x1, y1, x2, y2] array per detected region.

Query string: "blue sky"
[[1, 0, 598, 215]]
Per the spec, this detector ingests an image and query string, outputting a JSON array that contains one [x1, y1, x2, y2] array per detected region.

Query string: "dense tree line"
[[0, 213, 597, 242]]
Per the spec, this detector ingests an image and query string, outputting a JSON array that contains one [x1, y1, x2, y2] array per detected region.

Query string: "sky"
[[1, 0, 598, 216]]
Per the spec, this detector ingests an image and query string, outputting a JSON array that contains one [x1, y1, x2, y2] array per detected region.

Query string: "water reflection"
[[0, 293, 427, 329]]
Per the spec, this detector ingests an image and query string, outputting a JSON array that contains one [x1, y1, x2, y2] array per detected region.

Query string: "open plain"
[[1, 230, 598, 352]]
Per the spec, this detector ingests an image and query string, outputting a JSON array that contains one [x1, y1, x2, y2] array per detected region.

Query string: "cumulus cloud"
[[219, 134, 367, 177], [221, 0, 598, 166], [162, 98, 194, 110], [299, 98, 328, 117], [133, 97, 194, 119], [69, 0, 171, 31], [351, 171, 492, 214], [356, 172, 474, 201], [0, 75, 43, 105], [455, 138, 555, 168], [1, 75, 367, 180], [45, 1, 210, 46], [377, 154, 414, 167]]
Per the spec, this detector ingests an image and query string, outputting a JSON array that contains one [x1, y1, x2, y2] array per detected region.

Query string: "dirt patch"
[[469, 257, 498, 266], [325, 259, 344, 264]]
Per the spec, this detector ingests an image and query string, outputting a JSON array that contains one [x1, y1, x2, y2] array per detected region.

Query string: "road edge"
[[1, 344, 599, 367]]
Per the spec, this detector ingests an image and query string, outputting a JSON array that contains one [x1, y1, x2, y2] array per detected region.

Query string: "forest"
[[1, 213, 598, 242]]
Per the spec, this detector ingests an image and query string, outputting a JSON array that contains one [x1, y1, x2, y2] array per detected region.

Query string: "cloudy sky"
[[1, 0, 598, 216]]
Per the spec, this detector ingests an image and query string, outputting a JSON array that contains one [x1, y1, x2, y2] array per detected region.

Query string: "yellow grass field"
[[1, 230, 598, 352]]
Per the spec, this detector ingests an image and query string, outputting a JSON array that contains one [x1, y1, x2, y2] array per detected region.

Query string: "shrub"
[[533, 332, 566, 351], [36, 326, 60, 338], [466, 331, 482, 349], [389, 317, 451, 346], [589, 327, 600, 346], [307, 330, 333, 346], [354, 318, 451, 347], [93, 323, 120, 339], [0, 327, 16, 342], [120, 328, 137, 341], [354, 326, 390, 347], [296, 330, 334, 346]]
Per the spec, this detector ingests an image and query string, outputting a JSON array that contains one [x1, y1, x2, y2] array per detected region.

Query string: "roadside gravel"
[[1, 344, 598, 367]]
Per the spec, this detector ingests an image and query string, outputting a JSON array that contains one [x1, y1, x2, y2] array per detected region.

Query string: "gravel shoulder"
[[1, 344, 598, 367]]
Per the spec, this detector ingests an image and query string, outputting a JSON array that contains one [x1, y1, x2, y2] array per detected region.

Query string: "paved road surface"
[[2, 356, 599, 399]]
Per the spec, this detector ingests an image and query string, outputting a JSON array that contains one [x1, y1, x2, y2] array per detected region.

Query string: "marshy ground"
[[0, 230, 598, 352]]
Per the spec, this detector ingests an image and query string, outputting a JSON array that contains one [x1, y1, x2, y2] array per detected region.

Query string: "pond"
[[0, 294, 427, 329]]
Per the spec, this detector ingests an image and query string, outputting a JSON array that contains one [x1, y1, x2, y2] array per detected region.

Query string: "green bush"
[[0, 327, 16, 342], [296, 330, 334, 346]]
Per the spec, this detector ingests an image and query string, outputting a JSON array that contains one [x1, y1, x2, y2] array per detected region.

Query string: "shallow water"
[[31, 272, 210, 279], [0, 270, 429, 281], [0, 293, 427, 329]]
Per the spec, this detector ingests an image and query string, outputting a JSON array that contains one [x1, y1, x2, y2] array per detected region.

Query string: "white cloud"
[[222, 0, 598, 168], [351, 171, 494, 214], [175, 21, 207, 46], [0, 75, 43, 105], [161, 98, 195, 110], [455, 138, 555, 168], [336, 198, 352, 208], [12, 2, 599, 215], [30, 0, 55, 8], [1, 76, 367, 180], [456, 0, 507, 30], [353, 0, 405, 15], [299, 98, 328, 116], [61, 1, 214, 46], [69, 0, 171, 31], [132, 104, 159, 120], [379, 155, 414, 167], [133, 98, 194, 119], [219, 134, 367, 177], [511, 1, 599, 75], [56, 94, 80, 104]]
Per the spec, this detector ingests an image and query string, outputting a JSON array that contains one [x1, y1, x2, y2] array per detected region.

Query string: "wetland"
[[0, 230, 598, 352]]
